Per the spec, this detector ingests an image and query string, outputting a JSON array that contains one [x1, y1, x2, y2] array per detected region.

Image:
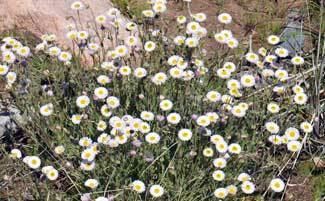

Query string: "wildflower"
[[88, 43, 99, 52], [231, 105, 246, 118], [133, 67, 147, 78], [270, 178, 285, 192], [177, 59, 188, 69], [181, 70, 194, 81], [27, 156, 41, 169], [144, 41, 156, 52], [107, 8, 120, 17], [206, 91, 222, 103], [265, 55, 277, 63], [159, 99, 173, 111], [211, 135, 224, 144], [258, 47, 267, 56], [106, 96, 120, 109], [97, 120, 107, 131], [219, 30, 232, 39], [186, 21, 200, 34], [81, 148, 96, 161], [196, 115, 210, 127], [282, 135, 290, 144], [119, 66, 132, 76], [48, 46, 61, 56], [275, 69, 288, 81], [79, 137, 92, 147], [291, 56, 304, 65], [174, 36, 186, 45], [185, 37, 199, 48], [203, 147, 214, 157], [97, 133, 111, 144], [177, 15, 187, 24], [287, 140, 302, 152], [237, 173, 251, 182], [265, 122, 280, 134], [17, 46, 30, 57], [126, 22, 137, 31], [141, 111, 155, 121], [167, 113, 181, 124], [218, 13, 232, 24], [285, 127, 300, 141], [178, 129, 192, 141], [84, 179, 99, 189], [58, 51, 72, 62], [223, 62, 236, 73], [169, 67, 183, 78], [217, 68, 231, 79], [227, 79, 241, 89], [240, 74, 255, 87], [238, 102, 249, 111], [228, 143, 241, 154], [267, 35, 280, 45], [212, 170, 225, 181], [292, 85, 304, 94], [153, 3, 167, 13], [142, 10, 155, 18], [300, 122, 313, 133], [10, 149, 22, 159], [95, 15, 107, 24], [76, 95, 90, 108], [268, 135, 282, 145], [66, 30, 78, 40], [132, 180, 146, 193], [227, 38, 239, 48], [241, 181, 255, 194], [115, 134, 128, 144], [42, 166, 54, 174], [226, 185, 238, 195], [54, 145, 65, 155], [193, 13, 207, 22], [214, 188, 228, 199], [115, 45, 128, 57], [71, 114, 83, 124], [245, 52, 259, 63], [71, 1, 84, 10], [294, 93, 308, 105], [149, 184, 164, 197], [125, 36, 138, 47], [139, 122, 151, 133], [46, 168, 59, 181], [145, 132, 161, 144], [6, 72, 16, 84], [2, 51, 16, 63], [81, 162, 96, 171], [206, 112, 219, 123], [216, 141, 228, 153], [267, 102, 280, 113], [40, 103, 54, 116], [262, 69, 274, 77], [273, 85, 286, 94], [152, 72, 168, 85], [214, 33, 226, 43], [275, 47, 289, 58], [0, 64, 9, 75], [94, 87, 108, 99], [213, 157, 227, 169]]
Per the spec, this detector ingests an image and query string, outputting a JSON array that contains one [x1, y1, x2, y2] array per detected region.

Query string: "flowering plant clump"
[[1, 0, 322, 200]]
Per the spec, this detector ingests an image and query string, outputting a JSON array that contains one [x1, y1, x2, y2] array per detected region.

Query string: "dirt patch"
[[285, 176, 314, 201]]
